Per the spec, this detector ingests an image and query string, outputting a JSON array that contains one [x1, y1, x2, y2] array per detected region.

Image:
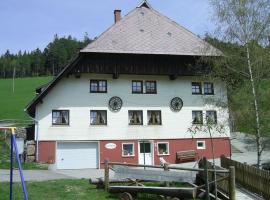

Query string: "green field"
[[0, 77, 52, 122], [0, 180, 117, 200], [0, 179, 197, 200]]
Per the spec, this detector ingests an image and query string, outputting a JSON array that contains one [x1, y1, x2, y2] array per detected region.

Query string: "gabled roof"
[[25, 1, 222, 117], [81, 2, 221, 56]]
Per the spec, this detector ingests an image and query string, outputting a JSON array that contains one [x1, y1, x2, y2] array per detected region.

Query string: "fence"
[[221, 155, 270, 199], [198, 158, 232, 199], [101, 158, 235, 200]]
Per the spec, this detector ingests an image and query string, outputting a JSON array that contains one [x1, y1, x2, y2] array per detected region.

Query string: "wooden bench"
[[177, 150, 197, 162]]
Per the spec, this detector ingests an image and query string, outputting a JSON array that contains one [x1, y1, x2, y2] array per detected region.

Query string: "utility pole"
[[12, 67, 16, 93]]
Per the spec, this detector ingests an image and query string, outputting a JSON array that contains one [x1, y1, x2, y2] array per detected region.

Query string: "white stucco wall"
[[35, 74, 230, 141]]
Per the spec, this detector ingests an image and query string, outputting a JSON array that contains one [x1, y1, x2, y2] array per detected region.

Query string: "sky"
[[0, 0, 216, 55]]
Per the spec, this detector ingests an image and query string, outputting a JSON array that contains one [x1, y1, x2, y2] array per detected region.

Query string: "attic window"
[[140, 11, 145, 16], [140, 29, 144, 32], [167, 32, 172, 37]]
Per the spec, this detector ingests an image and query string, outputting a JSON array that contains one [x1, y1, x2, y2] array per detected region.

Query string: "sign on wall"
[[105, 143, 117, 149]]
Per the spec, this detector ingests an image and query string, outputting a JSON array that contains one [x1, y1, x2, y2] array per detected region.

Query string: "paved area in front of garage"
[[0, 169, 71, 182], [0, 169, 112, 182]]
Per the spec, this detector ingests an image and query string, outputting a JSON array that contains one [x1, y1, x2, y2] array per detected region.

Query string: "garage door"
[[56, 142, 98, 169]]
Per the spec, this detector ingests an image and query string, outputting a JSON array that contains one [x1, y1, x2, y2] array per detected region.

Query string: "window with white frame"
[[192, 111, 203, 124], [206, 110, 217, 124], [147, 110, 162, 125], [122, 143, 134, 156], [157, 142, 169, 155], [90, 110, 107, 125], [52, 110, 69, 125], [128, 110, 143, 125], [197, 141, 206, 149]]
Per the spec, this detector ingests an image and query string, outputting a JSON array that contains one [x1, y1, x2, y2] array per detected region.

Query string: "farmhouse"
[[26, 1, 230, 169]]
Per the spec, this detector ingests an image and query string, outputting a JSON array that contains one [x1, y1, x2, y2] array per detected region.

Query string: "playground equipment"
[[0, 127, 29, 200]]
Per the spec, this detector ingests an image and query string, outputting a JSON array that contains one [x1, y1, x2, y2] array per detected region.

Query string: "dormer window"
[[90, 80, 107, 93]]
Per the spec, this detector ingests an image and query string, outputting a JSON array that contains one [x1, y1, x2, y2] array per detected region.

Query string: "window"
[[145, 81, 157, 94], [197, 141, 206, 149], [204, 82, 214, 95], [90, 80, 107, 93], [52, 110, 69, 125], [206, 111, 217, 124], [90, 110, 107, 125], [147, 110, 162, 125], [122, 143, 135, 156], [128, 110, 143, 125], [157, 142, 169, 155], [132, 81, 143, 93], [192, 82, 202, 94], [192, 111, 203, 124]]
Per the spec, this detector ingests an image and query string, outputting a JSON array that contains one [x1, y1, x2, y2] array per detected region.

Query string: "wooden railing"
[[221, 155, 270, 199], [198, 158, 233, 199], [101, 158, 236, 200]]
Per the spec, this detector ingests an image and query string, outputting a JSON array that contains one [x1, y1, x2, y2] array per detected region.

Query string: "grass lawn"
[[0, 76, 52, 121], [0, 136, 48, 170], [0, 179, 197, 200], [0, 179, 117, 200]]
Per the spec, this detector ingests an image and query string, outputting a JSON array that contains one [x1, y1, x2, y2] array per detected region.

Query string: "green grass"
[[0, 76, 52, 121], [0, 135, 48, 170], [0, 179, 197, 200]]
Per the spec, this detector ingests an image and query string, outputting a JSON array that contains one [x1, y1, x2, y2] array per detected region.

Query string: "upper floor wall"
[[36, 73, 230, 141]]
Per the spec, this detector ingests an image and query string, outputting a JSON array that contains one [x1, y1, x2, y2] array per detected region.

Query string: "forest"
[[0, 34, 92, 78]]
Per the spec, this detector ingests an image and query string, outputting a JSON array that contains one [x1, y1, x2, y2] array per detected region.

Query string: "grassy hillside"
[[0, 77, 52, 121]]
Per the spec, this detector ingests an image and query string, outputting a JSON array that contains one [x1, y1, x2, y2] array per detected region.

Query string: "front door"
[[139, 142, 153, 165]]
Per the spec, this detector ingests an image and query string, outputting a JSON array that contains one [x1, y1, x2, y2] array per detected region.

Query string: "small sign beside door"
[[105, 143, 117, 149]]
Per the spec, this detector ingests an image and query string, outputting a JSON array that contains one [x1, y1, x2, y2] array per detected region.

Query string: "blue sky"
[[0, 0, 215, 55]]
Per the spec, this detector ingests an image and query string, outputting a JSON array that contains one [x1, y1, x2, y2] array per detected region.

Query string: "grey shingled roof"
[[81, 3, 221, 56]]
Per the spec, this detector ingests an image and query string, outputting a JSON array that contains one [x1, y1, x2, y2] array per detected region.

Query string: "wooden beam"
[[229, 166, 236, 200], [109, 186, 197, 199], [104, 159, 109, 192], [113, 66, 119, 79]]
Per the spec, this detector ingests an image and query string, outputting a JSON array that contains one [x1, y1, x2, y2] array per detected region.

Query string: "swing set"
[[0, 127, 29, 200]]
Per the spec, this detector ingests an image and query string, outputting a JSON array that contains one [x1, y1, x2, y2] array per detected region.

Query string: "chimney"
[[114, 10, 121, 23]]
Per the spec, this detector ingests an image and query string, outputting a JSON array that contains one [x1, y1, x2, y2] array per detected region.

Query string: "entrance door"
[[139, 142, 153, 165]]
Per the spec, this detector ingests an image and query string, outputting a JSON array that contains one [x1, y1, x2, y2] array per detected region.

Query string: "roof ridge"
[[137, 0, 152, 9]]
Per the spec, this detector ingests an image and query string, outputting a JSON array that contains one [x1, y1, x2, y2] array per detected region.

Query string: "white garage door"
[[56, 142, 98, 169]]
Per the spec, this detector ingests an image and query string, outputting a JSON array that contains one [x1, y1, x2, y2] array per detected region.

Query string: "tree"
[[188, 109, 228, 199], [210, 0, 270, 167]]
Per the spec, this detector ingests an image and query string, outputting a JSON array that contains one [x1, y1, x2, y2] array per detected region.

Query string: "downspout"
[[24, 109, 39, 162]]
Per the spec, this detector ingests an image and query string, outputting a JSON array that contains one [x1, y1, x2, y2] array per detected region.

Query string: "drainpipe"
[[24, 109, 39, 162]]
